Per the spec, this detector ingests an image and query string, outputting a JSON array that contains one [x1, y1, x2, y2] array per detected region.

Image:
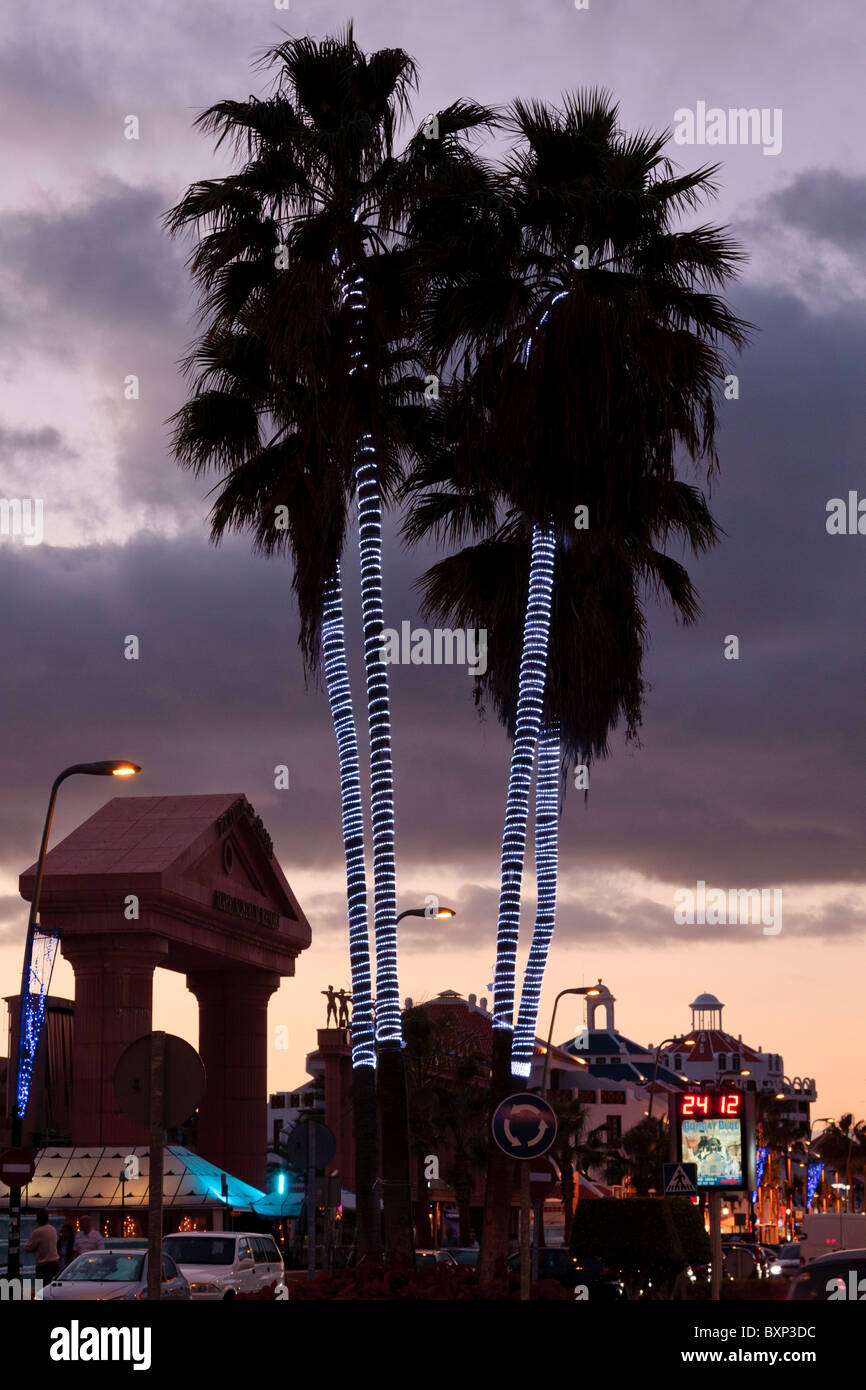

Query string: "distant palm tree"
[[165, 28, 492, 1260], [408, 88, 750, 1289], [817, 1114, 866, 1212], [546, 1091, 591, 1248], [614, 1116, 669, 1196]]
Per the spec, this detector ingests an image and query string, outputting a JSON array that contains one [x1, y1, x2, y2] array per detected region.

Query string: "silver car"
[[37, 1248, 190, 1301]]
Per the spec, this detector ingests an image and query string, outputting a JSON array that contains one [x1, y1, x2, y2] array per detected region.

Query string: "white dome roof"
[[690, 992, 724, 1010]]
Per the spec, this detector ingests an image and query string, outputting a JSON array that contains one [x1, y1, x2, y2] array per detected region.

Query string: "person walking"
[[73, 1213, 104, 1256], [25, 1209, 59, 1285], [57, 1222, 76, 1272]]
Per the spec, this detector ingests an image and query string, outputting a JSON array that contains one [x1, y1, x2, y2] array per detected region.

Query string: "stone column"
[[187, 970, 281, 1189], [317, 1028, 354, 1187], [60, 933, 169, 1146]]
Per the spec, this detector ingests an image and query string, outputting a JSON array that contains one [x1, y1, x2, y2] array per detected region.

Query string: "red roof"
[[667, 1030, 762, 1064]]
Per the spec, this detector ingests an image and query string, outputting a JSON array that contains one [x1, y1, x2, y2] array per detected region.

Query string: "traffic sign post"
[[0, 1149, 36, 1188], [113, 1032, 205, 1303], [528, 1156, 559, 1284], [493, 1096, 558, 1302], [0, 1147, 35, 1275], [279, 1120, 337, 1277]]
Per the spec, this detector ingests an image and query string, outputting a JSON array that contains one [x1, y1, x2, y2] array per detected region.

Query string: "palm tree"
[[817, 1115, 866, 1212], [615, 1116, 669, 1196], [407, 477, 722, 1081], [165, 28, 487, 1260], [547, 1091, 589, 1248], [408, 89, 750, 1290]]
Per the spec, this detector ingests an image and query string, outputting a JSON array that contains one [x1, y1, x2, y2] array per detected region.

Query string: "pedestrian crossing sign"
[[663, 1162, 698, 1196]]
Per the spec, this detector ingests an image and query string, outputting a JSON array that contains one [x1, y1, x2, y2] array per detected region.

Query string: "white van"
[[162, 1231, 285, 1300], [800, 1213, 866, 1263]]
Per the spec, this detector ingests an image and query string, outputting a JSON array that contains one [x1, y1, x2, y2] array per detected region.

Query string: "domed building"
[[661, 993, 816, 1136]]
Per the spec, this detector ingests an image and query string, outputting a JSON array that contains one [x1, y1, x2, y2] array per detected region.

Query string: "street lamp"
[[7, 760, 141, 1277], [381, 902, 456, 1264], [717, 1070, 751, 1086], [396, 906, 456, 923], [646, 1036, 695, 1120], [541, 987, 600, 1094]]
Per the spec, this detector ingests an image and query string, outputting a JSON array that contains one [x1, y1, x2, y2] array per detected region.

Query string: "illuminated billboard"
[[669, 1090, 756, 1191]]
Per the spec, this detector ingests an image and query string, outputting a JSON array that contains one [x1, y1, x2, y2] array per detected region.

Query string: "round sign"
[[283, 1120, 337, 1172], [113, 1033, 205, 1129], [492, 1093, 558, 1159], [528, 1155, 560, 1201], [0, 1147, 36, 1188]]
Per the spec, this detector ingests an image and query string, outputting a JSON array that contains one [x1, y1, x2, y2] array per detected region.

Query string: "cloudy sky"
[[1, 0, 864, 1125]]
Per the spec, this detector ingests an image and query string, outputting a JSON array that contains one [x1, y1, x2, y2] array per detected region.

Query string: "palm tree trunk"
[[511, 719, 560, 1077], [480, 523, 556, 1294], [322, 565, 380, 1259], [355, 434, 413, 1264]]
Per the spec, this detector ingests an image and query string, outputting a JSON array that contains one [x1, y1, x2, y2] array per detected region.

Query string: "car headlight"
[[191, 1282, 221, 1294], [770, 1263, 782, 1275]]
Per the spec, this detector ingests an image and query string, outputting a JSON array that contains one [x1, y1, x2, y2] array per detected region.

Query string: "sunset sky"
[[1, 0, 864, 1126]]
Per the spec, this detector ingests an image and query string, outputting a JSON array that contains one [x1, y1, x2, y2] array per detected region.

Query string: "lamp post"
[[541, 987, 599, 1095], [381, 903, 456, 1263], [7, 760, 140, 1277], [646, 1036, 695, 1121]]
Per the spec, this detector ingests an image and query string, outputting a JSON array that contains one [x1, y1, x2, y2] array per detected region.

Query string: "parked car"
[[721, 1237, 771, 1278], [447, 1247, 480, 1267], [508, 1248, 627, 1299], [162, 1231, 285, 1300], [37, 1248, 189, 1301], [414, 1248, 458, 1269], [764, 1242, 802, 1276], [787, 1247, 866, 1300]]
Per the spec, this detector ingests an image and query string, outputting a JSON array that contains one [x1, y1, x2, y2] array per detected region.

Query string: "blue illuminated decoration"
[[341, 262, 401, 1049], [356, 431, 400, 1047], [751, 1145, 770, 1205], [511, 720, 561, 1077], [16, 928, 60, 1118], [805, 1162, 823, 1211], [493, 525, 556, 1035], [277, 1172, 286, 1195], [322, 564, 376, 1071]]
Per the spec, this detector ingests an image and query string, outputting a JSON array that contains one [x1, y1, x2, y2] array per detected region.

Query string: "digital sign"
[[679, 1093, 741, 1118], [669, 1089, 756, 1191]]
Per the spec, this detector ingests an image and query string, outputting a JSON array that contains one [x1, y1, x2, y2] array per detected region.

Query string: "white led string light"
[[342, 261, 402, 1048], [322, 563, 376, 1069], [510, 719, 560, 1077], [492, 523, 556, 1033]]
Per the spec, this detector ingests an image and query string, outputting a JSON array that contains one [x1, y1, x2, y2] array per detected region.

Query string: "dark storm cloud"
[[4, 261, 866, 927], [0, 427, 67, 456], [763, 170, 866, 252], [0, 182, 189, 347]]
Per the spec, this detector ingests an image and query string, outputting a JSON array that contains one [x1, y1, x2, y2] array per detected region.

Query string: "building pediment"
[[20, 792, 311, 970]]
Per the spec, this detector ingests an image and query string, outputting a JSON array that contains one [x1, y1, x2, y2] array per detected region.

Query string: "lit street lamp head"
[[395, 905, 456, 923], [67, 760, 141, 777]]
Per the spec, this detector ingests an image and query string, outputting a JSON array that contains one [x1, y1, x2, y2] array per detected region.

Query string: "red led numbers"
[[679, 1091, 741, 1117]]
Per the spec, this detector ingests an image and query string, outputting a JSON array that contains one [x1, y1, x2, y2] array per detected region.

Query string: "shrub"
[[571, 1198, 709, 1299], [289, 1264, 570, 1301]]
